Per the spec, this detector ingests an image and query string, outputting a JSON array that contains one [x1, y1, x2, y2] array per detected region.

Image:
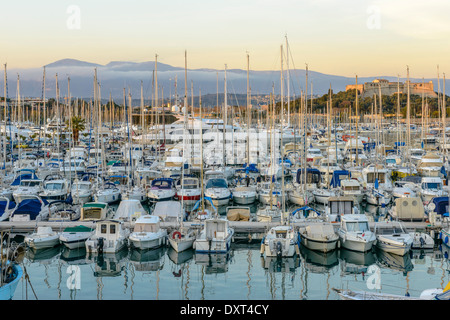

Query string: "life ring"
[[172, 231, 182, 240]]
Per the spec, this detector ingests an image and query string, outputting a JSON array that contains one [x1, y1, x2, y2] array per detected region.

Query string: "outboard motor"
[[276, 241, 282, 258], [97, 237, 104, 255]]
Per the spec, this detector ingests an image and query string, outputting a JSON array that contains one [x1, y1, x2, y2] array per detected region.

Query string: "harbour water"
[[10, 201, 450, 301]]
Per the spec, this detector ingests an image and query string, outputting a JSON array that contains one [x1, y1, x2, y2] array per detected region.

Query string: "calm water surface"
[[12, 203, 450, 301]]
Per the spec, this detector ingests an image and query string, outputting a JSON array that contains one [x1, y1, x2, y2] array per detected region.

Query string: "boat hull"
[[299, 235, 338, 253], [0, 264, 22, 300]]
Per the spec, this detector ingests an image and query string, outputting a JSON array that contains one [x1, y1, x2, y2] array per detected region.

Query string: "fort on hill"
[[346, 79, 437, 99]]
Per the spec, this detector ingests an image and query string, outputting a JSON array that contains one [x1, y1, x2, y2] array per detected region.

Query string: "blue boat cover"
[[11, 199, 46, 220], [431, 197, 449, 215], [330, 170, 350, 188], [296, 168, 321, 184], [0, 201, 16, 217]]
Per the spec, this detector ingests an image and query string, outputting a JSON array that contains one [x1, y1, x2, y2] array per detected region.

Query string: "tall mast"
[[223, 64, 227, 166], [406, 66, 411, 170], [280, 45, 286, 221], [199, 88, 205, 213], [355, 75, 359, 165], [286, 34, 290, 127], [246, 53, 250, 165], [3, 64, 7, 175], [443, 73, 447, 156]]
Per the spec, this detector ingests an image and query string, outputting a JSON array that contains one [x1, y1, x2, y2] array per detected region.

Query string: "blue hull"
[[0, 264, 23, 300]]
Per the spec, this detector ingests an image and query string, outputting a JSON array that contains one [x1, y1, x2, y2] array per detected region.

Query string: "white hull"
[[129, 234, 167, 250], [168, 238, 195, 252], [339, 237, 375, 252], [300, 236, 338, 253], [232, 192, 257, 205], [59, 232, 93, 249], [85, 238, 128, 254], [25, 236, 60, 250], [376, 240, 411, 256]]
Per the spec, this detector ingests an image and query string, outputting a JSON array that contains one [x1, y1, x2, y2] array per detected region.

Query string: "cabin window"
[[422, 182, 442, 190], [110, 224, 116, 234], [367, 173, 385, 183], [330, 201, 353, 215], [101, 224, 107, 234], [345, 221, 369, 232]]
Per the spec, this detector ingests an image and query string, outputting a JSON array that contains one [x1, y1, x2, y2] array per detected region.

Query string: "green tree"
[[67, 116, 86, 144]]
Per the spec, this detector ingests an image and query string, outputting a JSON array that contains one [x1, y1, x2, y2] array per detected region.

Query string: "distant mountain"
[[4, 59, 446, 106], [45, 58, 102, 68]]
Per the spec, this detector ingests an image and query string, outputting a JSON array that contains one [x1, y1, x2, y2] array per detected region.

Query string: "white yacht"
[[85, 220, 130, 254], [59, 225, 95, 249], [24, 227, 61, 250], [128, 215, 168, 250], [261, 225, 300, 258], [420, 177, 446, 204], [298, 222, 339, 253], [231, 185, 257, 205], [338, 214, 376, 252], [70, 180, 93, 205], [193, 218, 234, 253], [147, 178, 176, 204], [204, 177, 231, 207], [12, 178, 43, 204], [374, 221, 413, 256]]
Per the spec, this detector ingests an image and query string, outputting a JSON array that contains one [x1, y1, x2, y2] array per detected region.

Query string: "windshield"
[[20, 180, 41, 187], [345, 221, 369, 232], [206, 178, 228, 189], [422, 182, 442, 190], [46, 183, 63, 190]]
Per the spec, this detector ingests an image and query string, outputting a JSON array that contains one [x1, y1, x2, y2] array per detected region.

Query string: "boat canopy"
[[12, 199, 46, 220], [151, 178, 174, 189], [330, 170, 351, 188], [296, 168, 321, 184], [430, 196, 448, 215], [152, 201, 182, 221]]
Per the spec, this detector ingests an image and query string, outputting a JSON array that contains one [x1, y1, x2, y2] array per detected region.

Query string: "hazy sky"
[[1, 0, 450, 78]]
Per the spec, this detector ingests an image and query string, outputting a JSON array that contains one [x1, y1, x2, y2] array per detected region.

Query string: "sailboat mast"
[[246, 53, 250, 165], [3, 64, 7, 175], [355, 75, 359, 165], [406, 66, 411, 171], [280, 45, 286, 221], [199, 88, 205, 213], [286, 35, 290, 127], [443, 73, 446, 154], [223, 64, 227, 166]]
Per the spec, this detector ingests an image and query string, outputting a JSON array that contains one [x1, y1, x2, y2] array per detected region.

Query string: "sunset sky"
[[1, 0, 449, 78]]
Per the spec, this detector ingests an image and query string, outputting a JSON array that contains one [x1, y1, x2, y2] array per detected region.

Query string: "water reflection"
[[300, 246, 338, 273], [60, 247, 88, 265], [375, 248, 414, 275], [89, 248, 129, 277], [195, 252, 232, 274], [25, 246, 62, 263], [129, 247, 166, 272], [338, 248, 377, 275], [261, 255, 301, 273]]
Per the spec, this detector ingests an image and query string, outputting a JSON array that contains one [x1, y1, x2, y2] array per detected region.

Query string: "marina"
[[2, 30, 450, 303]]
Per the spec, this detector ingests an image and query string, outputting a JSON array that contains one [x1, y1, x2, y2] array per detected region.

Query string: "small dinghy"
[[59, 225, 95, 250], [24, 227, 61, 250]]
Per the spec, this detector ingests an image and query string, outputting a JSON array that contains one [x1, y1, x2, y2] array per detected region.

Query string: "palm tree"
[[67, 116, 86, 144]]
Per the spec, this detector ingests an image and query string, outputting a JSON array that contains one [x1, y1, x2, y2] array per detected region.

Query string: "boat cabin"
[[133, 215, 161, 233], [80, 202, 109, 221], [327, 196, 355, 221]]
